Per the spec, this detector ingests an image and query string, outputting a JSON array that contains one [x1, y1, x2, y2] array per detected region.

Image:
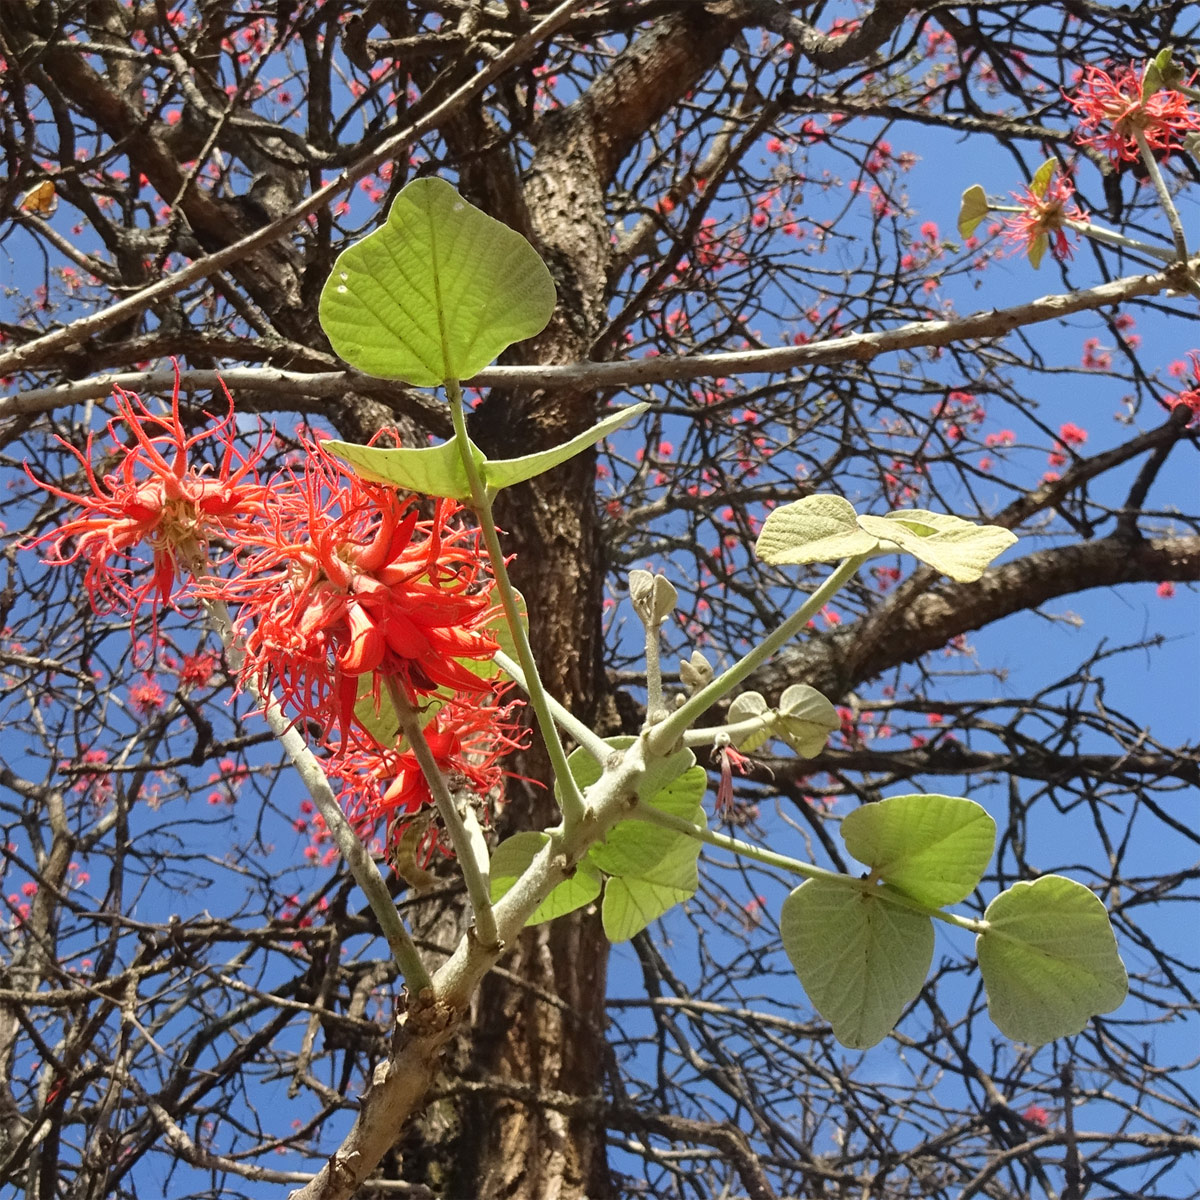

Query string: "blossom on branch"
[[226, 437, 502, 741], [25, 373, 268, 624], [1002, 170, 1088, 266], [334, 689, 529, 862], [1067, 63, 1200, 163]]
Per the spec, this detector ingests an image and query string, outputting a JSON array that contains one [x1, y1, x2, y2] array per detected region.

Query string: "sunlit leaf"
[[977, 875, 1128, 1044], [319, 177, 556, 386], [326, 436, 485, 501], [490, 831, 602, 925], [1028, 159, 1057, 200], [856, 510, 1017, 582], [726, 691, 771, 752], [601, 835, 700, 942], [756, 494, 879, 565], [483, 404, 650, 492], [957, 184, 990, 237], [841, 794, 996, 907], [781, 878, 934, 1049], [775, 684, 839, 757]]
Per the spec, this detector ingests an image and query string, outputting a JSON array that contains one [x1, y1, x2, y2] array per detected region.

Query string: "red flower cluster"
[[1068, 63, 1200, 163], [26, 374, 266, 624], [26, 375, 522, 864], [225, 436, 502, 742]]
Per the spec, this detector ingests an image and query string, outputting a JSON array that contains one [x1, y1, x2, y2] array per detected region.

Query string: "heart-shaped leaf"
[[490, 832, 602, 925], [755, 495, 879, 565], [601, 835, 700, 942], [781, 878, 934, 1049], [957, 184, 990, 238], [483, 404, 650, 492], [319, 177, 556, 386], [776, 684, 839, 757], [977, 875, 1127, 1044], [841, 794, 996, 907], [856, 510, 1016, 582]]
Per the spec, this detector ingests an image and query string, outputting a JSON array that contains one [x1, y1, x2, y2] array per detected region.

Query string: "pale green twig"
[[446, 378, 588, 827]]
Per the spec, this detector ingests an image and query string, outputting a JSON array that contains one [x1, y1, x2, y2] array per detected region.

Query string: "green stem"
[[632, 803, 987, 935], [493, 649, 610, 762], [385, 677, 500, 951], [647, 555, 868, 757], [445, 378, 587, 827], [204, 601, 432, 991]]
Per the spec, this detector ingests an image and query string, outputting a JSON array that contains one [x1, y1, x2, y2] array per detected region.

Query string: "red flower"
[[1002, 171, 1088, 266], [336, 690, 529, 859], [25, 370, 267, 623], [129, 675, 166, 715], [1067, 63, 1200, 163], [226, 437, 502, 741]]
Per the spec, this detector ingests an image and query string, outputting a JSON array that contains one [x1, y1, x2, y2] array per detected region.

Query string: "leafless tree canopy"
[[0, 2, 1197, 1198]]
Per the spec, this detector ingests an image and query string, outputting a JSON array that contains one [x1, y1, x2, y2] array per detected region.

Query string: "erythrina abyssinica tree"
[[0, 5, 1197, 1200]]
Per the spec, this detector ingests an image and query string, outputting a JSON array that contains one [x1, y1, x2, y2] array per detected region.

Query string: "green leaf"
[[1025, 231, 1049, 270], [841, 794, 996, 907], [1028, 159, 1057, 200], [977, 875, 1128, 1044], [586, 762, 706, 879], [856, 510, 1017, 582], [1141, 48, 1180, 99], [756, 495, 879, 565], [554, 737, 700, 814], [601, 835, 700, 942], [776, 684, 839, 757], [489, 832, 602, 925], [781, 878, 934, 1049], [319, 177, 556, 386], [483, 404, 650, 492], [726, 691, 771, 752], [325, 436, 486, 501], [957, 184, 991, 238]]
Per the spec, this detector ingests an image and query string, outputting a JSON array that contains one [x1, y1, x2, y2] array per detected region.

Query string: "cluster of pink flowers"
[[1068, 63, 1200, 163], [26, 374, 522, 867], [1003, 170, 1088, 264]]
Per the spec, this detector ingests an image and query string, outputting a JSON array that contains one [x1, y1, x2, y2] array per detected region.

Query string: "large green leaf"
[[856, 510, 1016, 582], [781, 878, 934, 1049], [325, 436, 484, 501], [490, 832, 602, 925], [319, 177, 556, 386], [842, 794, 996, 908], [756, 494, 879, 565], [977, 875, 1128, 1044], [601, 834, 700, 942]]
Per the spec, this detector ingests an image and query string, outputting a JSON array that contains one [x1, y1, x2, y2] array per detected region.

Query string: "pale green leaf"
[[957, 184, 991, 238], [856, 510, 1017, 582], [319, 177, 556, 386], [726, 691, 771, 752], [325, 436, 485, 501], [489, 831, 601, 925], [776, 684, 839, 757], [601, 836, 700, 942], [842, 794, 996, 907], [483, 404, 650, 492], [977, 875, 1128, 1044], [755, 494, 879, 565], [781, 878, 934, 1049], [1029, 159, 1057, 200], [1026, 231, 1049, 270]]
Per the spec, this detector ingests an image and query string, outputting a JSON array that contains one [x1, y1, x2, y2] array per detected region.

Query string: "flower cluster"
[[1002, 171, 1088, 264], [1068, 63, 1200, 164], [25, 376, 522, 865]]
